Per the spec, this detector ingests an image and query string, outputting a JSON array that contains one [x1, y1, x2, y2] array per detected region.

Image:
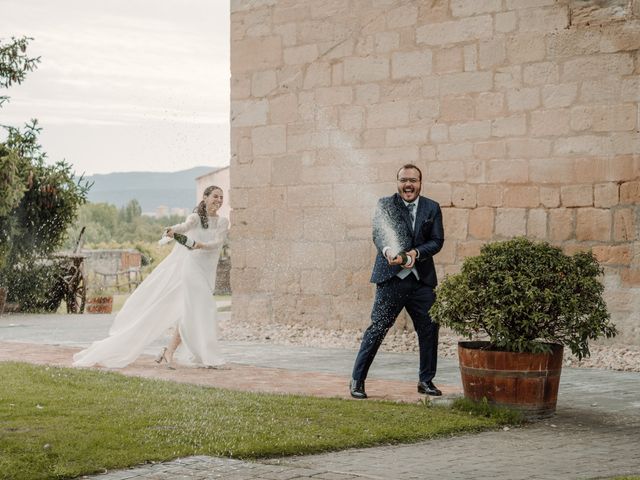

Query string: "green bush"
[[0, 122, 90, 310], [431, 237, 617, 360], [4, 258, 67, 312]]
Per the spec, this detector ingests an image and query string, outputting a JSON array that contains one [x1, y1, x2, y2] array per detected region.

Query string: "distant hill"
[[86, 166, 216, 213]]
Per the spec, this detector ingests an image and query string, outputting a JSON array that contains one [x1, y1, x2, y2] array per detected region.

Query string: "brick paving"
[[0, 341, 459, 402], [2, 313, 640, 479]]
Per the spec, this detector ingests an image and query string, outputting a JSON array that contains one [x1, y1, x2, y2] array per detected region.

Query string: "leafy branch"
[[0, 36, 41, 107]]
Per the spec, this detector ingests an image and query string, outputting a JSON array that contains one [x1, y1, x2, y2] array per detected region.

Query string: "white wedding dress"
[[73, 213, 229, 368]]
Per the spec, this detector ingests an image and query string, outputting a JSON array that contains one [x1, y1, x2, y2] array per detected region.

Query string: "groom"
[[350, 164, 445, 399]]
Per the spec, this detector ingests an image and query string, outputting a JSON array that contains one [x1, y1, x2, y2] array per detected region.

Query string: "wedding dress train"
[[73, 214, 228, 368]]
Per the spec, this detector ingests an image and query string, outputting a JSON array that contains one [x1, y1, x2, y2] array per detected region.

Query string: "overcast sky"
[[0, 0, 229, 175]]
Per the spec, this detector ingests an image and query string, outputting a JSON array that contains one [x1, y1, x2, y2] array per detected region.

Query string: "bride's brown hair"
[[194, 185, 221, 229]]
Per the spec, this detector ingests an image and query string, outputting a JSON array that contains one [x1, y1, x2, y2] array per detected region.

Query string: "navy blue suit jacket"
[[370, 193, 445, 286]]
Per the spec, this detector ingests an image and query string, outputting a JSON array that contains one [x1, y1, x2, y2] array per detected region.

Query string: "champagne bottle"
[[396, 251, 413, 267], [173, 233, 196, 249]]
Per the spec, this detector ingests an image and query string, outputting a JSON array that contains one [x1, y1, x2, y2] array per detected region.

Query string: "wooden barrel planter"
[[458, 341, 563, 419], [86, 296, 113, 314]]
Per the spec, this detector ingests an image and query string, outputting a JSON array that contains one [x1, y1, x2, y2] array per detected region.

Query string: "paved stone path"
[[0, 341, 460, 402], [283, 410, 640, 480], [2, 312, 640, 479]]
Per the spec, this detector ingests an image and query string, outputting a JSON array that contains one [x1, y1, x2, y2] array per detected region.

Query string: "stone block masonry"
[[230, 0, 640, 343]]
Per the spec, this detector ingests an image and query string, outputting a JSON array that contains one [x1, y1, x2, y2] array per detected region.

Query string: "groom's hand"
[[389, 255, 403, 266], [388, 254, 404, 266], [382, 247, 395, 265], [401, 250, 417, 269]]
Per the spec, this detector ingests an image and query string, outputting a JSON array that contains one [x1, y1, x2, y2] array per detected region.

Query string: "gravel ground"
[[219, 320, 640, 373]]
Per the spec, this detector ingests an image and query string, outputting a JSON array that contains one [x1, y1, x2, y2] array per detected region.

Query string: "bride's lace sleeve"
[[198, 217, 229, 251], [169, 213, 199, 233]]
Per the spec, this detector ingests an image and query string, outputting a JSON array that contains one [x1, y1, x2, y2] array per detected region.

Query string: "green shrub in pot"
[[431, 237, 617, 360]]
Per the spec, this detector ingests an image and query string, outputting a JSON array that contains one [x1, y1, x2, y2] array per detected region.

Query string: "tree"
[[0, 37, 91, 311], [65, 202, 119, 245], [1, 121, 91, 311], [4, 121, 91, 258], [0, 36, 40, 107], [64, 201, 188, 247], [0, 146, 28, 217], [0, 37, 40, 271], [119, 199, 142, 223], [0, 37, 40, 262]]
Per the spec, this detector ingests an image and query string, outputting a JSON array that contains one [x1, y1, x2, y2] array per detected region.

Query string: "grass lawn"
[[0, 362, 518, 480]]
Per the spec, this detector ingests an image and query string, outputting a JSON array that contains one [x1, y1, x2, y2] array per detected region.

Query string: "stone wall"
[[83, 249, 142, 277], [230, 0, 640, 343], [82, 249, 143, 291]]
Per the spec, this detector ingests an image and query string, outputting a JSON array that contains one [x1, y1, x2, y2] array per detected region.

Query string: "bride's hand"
[[165, 228, 175, 238]]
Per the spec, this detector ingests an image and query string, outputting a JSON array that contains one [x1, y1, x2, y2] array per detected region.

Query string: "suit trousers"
[[352, 274, 439, 383]]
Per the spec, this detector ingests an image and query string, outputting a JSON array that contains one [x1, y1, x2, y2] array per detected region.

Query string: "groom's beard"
[[398, 186, 420, 202]]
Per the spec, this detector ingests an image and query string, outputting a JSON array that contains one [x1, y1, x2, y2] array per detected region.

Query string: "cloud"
[[0, 0, 229, 173]]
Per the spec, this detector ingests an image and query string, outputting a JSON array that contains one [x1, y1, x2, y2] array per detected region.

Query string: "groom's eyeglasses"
[[398, 177, 420, 184]]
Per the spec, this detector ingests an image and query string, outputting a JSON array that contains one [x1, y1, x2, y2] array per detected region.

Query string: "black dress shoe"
[[417, 381, 442, 396], [350, 379, 367, 399]]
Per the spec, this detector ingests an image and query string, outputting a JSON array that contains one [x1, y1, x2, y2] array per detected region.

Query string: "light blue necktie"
[[398, 202, 418, 280], [407, 203, 416, 230]]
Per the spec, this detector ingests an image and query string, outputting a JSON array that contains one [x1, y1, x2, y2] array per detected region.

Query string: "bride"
[[73, 185, 229, 369]]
